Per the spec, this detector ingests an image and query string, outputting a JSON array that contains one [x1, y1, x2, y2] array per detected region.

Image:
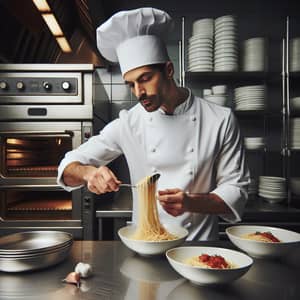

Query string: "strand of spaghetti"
[[131, 175, 177, 241]]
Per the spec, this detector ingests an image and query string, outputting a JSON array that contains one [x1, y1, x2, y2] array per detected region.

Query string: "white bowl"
[[118, 224, 188, 256], [212, 85, 227, 95], [226, 225, 300, 258], [166, 246, 253, 286]]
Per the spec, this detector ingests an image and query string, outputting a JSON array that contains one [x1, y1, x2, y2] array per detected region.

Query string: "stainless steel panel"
[[0, 64, 94, 71]]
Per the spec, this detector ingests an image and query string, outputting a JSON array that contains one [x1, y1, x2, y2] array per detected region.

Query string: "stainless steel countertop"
[[1, 240, 300, 300]]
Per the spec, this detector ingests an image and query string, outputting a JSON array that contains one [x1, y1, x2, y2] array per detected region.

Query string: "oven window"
[[3, 136, 72, 177], [1, 190, 72, 220]]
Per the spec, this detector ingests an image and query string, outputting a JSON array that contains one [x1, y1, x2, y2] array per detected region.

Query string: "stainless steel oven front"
[[0, 64, 96, 239]]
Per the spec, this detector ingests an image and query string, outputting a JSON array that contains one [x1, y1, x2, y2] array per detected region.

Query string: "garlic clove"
[[62, 271, 81, 287], [74, 262, 92, 278]]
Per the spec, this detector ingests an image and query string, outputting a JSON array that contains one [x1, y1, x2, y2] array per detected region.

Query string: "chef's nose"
[[134, 83, 145, 99]]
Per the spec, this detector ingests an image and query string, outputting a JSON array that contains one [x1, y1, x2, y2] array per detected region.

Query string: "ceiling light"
[[56, 37, 72, 53], [32, 0, 51, 12], [42, 13, 63, 36]]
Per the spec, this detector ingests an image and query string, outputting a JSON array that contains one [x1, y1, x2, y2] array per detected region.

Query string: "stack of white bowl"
[[290, 118, 300, 149], [290, 37, 300, 72], [234, 85, 266, 111], [290, 96, 300, 111], [258, 176, 287, 203], [242, 37, 267, 71], [187, 18, 214, 72], [203, 85, 228, 106], [214, 15, 238, 72], [244, 136, 265, 150]]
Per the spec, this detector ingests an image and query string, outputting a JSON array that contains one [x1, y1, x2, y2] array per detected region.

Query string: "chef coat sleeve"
[[57, 119, 123, 191], [211, 111, 250, 223]]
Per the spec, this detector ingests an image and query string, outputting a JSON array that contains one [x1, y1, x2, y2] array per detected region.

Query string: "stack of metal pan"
[[0, 231, 73, 272]]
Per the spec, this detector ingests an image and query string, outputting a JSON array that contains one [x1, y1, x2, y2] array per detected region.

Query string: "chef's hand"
[[84, 165, 121, 194], [158, 188, 188, 217]]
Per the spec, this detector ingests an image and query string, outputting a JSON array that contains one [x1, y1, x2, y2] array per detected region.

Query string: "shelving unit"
[[286, 16, 300, 209], [179, 12, 300, 214]]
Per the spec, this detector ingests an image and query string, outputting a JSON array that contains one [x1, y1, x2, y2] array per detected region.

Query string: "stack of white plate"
[[187, 18, 214, 72], [204, 85, 228, 106], [242, 37, 267, 71], [214, 15, 238, 72], [258, 176, 287, 203], [192, 18, 214, 37], [290, 96, 300, 111], [0, 231, 73, 272], [244, 136, 265, 150], [290, 118, 300, 149], [234, 85, 266, 111], [290, 37, 300, 72]]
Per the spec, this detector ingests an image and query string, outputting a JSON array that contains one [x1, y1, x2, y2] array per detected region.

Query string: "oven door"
[[0, 121, 86, 187], [0, 121, 94, 239]]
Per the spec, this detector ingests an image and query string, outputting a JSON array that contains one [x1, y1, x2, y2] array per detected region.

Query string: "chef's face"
[[124, 63, 173, 112]]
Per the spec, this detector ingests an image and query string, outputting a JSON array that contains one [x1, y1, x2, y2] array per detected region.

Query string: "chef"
[[57, 7, 250, 240]]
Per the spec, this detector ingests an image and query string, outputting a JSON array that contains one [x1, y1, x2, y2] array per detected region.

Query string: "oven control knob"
[[16, 81, 25, 90], [0, 81, 8, 90], [43, 81, 52, 90], [62, 81, 71, 91]]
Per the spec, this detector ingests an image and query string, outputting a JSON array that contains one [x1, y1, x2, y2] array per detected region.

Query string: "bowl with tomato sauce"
[[166, 246, 253, 286], [226, 225, 300, 258]]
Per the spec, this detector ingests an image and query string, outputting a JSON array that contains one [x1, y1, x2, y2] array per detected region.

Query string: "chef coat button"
[[149, 117, 153, 122], [188, 147, 194, 153], [191, 116, 197, 121], [151, 148, 156, 153], [189, 171, 193, 175]]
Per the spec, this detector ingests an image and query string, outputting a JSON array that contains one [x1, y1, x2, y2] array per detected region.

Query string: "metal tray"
[[0, 231, 73, 253]]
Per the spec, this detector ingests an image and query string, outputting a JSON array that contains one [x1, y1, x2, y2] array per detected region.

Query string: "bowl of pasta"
[[166, 246, 253, 286], [118, 223, 188, 256], [226, 225, 300, 258]]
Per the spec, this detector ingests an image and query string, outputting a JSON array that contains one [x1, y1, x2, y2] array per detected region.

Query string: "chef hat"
[[96, 7, 174, 76]]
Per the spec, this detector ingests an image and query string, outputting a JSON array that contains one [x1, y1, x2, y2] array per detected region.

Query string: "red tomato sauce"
[[257, 231, 280, 242], [198, 254, 229, 269]]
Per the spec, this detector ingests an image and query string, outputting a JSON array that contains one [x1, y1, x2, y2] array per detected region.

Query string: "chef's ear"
[[165, 61, 174, 78]]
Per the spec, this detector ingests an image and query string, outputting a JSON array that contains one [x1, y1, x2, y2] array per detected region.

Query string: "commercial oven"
[[0, 64, 96, 239]]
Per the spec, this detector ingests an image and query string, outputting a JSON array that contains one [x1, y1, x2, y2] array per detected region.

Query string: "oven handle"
[[1, 130, 74, 138]]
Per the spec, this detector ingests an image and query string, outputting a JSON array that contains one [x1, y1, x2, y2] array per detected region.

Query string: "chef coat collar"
[[158, 88, 193, 115]]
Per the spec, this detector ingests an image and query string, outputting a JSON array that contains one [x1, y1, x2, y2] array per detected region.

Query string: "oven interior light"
[[56, 138, 62, 146], [6, 138, 19, 145]]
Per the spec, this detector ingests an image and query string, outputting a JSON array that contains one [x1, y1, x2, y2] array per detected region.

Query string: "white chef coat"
[[57, 89, 250, 240]]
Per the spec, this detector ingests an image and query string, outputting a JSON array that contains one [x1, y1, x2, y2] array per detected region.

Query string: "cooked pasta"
[[184, 254, 236, 269], [242, 231, 281, 243], [130, 175, 177, 241]]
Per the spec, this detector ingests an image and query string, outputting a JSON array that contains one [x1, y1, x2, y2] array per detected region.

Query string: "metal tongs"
[[119, 173, 160, 188]]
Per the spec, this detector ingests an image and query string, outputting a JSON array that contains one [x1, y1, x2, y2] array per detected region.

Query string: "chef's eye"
[[139, 74, 152, 83]]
